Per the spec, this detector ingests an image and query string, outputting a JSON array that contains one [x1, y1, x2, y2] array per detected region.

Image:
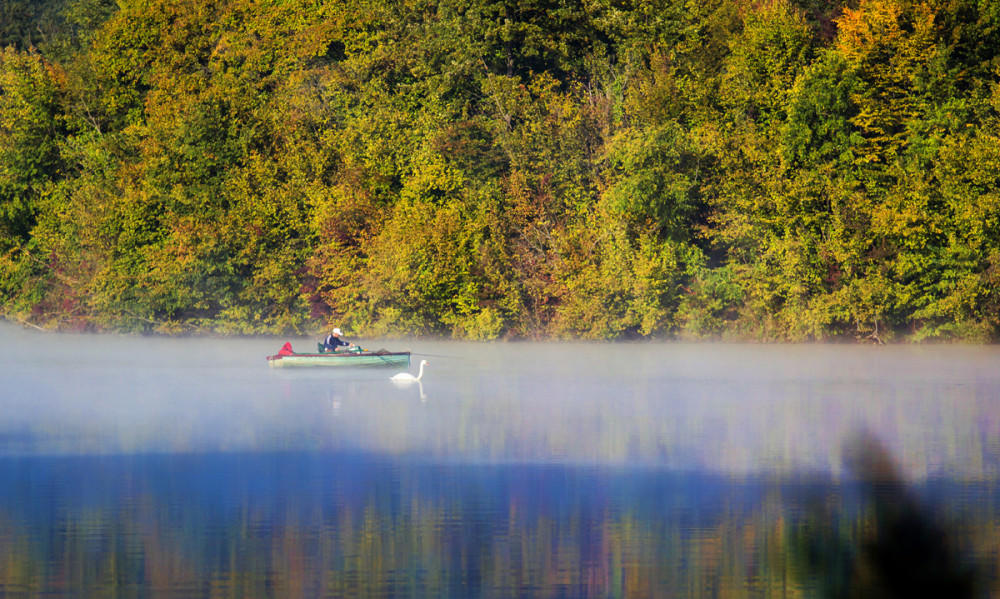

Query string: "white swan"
[[391, 360, 428, 382]]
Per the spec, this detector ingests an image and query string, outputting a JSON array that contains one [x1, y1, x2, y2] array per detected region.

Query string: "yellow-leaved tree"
[[835, 0, 937, 164]]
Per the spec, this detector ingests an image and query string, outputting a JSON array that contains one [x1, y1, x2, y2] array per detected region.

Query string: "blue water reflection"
[[0, 451, 992, 596]]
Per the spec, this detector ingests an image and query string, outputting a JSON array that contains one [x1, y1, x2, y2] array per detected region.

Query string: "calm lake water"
[[1, 322, 998, 596]]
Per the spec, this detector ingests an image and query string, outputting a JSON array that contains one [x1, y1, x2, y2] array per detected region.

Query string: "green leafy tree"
[[0, 48, 65, 251]]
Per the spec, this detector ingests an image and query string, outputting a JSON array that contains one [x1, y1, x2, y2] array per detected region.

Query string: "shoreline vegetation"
[[3, 0, 1000, 342]]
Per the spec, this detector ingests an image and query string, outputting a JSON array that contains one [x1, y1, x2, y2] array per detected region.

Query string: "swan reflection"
[[391, 378, 427, 400]]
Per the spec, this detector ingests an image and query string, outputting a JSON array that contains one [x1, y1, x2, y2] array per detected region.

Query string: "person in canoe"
[[323, 328, 356, 353]]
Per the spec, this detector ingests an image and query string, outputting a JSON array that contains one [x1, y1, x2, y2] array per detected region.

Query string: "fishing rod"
[[408, 352, 462, 359], [357, 347, 460, 359]]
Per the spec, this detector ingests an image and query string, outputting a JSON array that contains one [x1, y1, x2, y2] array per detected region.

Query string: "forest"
[[2, 0, 1000, 341]]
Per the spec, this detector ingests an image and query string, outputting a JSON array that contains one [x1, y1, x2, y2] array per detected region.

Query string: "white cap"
[[332, 328, 342, 335]]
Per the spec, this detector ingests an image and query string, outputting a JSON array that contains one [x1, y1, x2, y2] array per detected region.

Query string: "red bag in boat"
[[278, 342, 294, 356]]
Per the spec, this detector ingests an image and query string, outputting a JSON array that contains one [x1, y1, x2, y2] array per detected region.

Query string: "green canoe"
[[266, 344, 411, 369]]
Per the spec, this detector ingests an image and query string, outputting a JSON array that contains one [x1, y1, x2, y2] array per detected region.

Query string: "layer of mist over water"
[[3, 322, 998, 480], [1, 322, 998, 596]]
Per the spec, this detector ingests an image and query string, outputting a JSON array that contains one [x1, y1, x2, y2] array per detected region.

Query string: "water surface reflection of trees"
[[0, 456, 995, 597]]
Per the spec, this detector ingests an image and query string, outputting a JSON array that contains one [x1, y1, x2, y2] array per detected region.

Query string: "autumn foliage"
[[2, 0, 1000, 341]]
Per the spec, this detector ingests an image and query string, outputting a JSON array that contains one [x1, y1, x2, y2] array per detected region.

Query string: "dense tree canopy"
[[2, 0, 1000, 341]]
